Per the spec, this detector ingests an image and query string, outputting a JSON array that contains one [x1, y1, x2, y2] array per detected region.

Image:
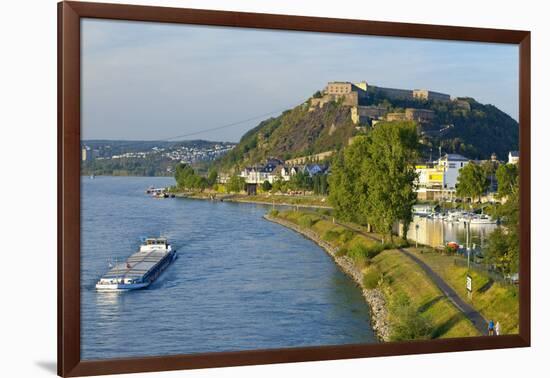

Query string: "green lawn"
[[372, 249, 480, 339], [274, 210, 480, 339], [406, 247, 519, 335]]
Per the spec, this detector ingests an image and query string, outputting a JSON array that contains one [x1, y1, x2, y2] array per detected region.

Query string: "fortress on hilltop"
[[309, 81, 452, 126]]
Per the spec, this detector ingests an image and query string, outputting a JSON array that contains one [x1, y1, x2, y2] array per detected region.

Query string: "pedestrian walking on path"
[[488, 320, 495, 336], [495, 321, 501, 336]]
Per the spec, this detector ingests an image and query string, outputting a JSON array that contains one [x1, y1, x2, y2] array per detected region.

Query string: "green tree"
[[495, 163, 519, 198], [175, 163, 196, 189], [174, 163, 209, 191], [456, 163, 489, 203], [312, 90, 323, 99], [206, 169, 218, 187], [227, 175, 245, 193], [289, 170, 313, 191], [319, 174, 328, 195], [328, 136, 370, 225], [389, 293, 434, 341], [261, 180, 272, 192], [486, 166, 520, 275], [363, 121, 419, 242]]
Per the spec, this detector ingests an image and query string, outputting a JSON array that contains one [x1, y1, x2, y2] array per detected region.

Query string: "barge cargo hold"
[[95, 237, 177, 291]]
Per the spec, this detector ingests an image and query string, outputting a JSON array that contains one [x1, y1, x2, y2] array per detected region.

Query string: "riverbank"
[[404, 247, 519, 334], [264, 214, 391, 341], [268, 210, 482, 341], [174, 191, 333, 209]]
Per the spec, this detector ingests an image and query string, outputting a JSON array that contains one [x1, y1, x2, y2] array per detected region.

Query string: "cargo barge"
[[95, 237, 177, 291]]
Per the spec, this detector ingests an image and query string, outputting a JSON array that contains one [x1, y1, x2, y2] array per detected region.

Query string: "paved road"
[[315, 214, 488, 335], [397, 248, 487, 335]]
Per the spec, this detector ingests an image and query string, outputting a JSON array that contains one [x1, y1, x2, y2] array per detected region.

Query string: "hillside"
[[217, 90, 519, 171], [373, 96, 519, 160], [217, 100, 357, 171]]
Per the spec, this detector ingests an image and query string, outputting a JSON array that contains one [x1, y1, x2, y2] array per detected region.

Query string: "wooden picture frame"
[[58, 1, 531, 376]]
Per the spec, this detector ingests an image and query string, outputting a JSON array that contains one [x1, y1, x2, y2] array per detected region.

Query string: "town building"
[[82, 147, 89, 162], [284, 151, 334, 165], [386, 112, 408, 122], [415, 153, 470, 200], [508, 151, 519, 164], [383, 108, 435, 124], [412, 89, 451, 102], [325, 81, 368, 106], [239, 159, 328, 187], [439, 153, 470, 189], [350, 105, 387, 125], [405, 108, 435, 123]]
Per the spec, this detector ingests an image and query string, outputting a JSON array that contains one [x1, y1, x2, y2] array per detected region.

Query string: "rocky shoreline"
[[264, 214, 390, 341]]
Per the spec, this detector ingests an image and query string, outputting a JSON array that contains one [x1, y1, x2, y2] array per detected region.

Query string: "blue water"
[[81, 176, 376, 360]]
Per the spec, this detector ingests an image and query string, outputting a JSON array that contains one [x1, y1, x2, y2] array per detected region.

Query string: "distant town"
[[81, 140, 236, 176]]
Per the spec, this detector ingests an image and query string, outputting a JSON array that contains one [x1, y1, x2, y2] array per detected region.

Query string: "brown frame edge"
[[58, 1, 531, 377]]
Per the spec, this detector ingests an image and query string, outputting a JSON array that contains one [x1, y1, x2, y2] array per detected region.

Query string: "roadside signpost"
[[466, 274, 473, 300]]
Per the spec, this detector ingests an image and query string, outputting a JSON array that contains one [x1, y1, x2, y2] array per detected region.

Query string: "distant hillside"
[[82, 139, 231, 155], [81, 139, 236, 177], [217, 90, 519, 171]]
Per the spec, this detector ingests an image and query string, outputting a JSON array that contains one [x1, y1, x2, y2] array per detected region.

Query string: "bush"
[[393, 239, 409, 249], [269, 209, 279, 217], [335, 246, 348, 257], [339, 229, 355, 244], [389, 293, 434, 341], [323, 230, 340, 242], [363, 268, 381, 289], [349, 243, 369, 259], [298, 215, 316, 228]]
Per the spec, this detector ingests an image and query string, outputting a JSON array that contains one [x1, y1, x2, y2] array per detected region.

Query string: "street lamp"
[[415, 224, 419, 248], [463, 219, 471, 270]]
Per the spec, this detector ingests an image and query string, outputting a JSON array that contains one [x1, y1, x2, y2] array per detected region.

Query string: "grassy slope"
[[276, 210, 479, 339], [405, 248, 519, 334], [372, 250, 479, 339]]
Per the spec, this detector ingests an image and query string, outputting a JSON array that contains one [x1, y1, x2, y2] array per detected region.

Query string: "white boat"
[[469, 214, 497, 225], [95, 238, 177, 291], [445, 211, 464, 223]]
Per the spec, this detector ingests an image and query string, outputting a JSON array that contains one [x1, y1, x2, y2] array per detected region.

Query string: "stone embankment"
[[264, 214, 390, 341]]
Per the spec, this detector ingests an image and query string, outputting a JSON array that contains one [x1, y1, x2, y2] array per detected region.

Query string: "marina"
[[404, 214, 497, 252]]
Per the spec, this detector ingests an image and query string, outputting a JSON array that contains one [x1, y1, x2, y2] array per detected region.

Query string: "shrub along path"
[[314, 213, 488, 335]]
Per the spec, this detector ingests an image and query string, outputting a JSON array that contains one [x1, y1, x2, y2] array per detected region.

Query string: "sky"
[[81, 19, 519, 142]]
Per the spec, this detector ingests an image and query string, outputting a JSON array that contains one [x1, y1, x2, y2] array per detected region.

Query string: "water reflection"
[[403, 216, 497, 250]]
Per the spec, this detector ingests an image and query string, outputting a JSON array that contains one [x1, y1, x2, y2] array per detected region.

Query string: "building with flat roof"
[[415, 153, 470, 200], [413, 89, 451, 102], [508, 151, 519, 164]]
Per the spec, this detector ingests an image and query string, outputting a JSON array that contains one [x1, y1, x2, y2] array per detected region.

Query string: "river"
[[81, 176, 377, 360]]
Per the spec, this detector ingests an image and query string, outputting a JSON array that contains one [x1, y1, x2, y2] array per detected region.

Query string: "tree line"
[[174, 163, 217, 191], [485, 163, 519, 275]]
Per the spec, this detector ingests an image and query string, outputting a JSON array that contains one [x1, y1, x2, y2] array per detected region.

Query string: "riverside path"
[[307, 212, 488, 335]]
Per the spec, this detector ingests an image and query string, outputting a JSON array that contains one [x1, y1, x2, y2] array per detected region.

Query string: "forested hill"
[[377, 95, 519, 160], [216, 93, 519, 171]]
